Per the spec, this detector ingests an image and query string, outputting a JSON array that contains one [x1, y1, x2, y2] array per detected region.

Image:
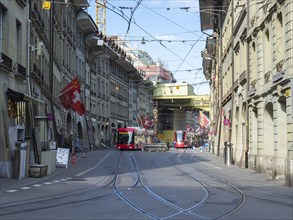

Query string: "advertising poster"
[[56, 148, 69, 169]]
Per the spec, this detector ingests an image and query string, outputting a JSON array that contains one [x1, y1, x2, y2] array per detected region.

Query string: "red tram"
[[174, 130, 190, 149], [116, 127, 154, 150]]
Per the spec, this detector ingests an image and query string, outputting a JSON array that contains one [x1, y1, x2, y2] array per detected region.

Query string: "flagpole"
[[134, 114, 140, 127], [51, 84, 74, 100], [137, 113, 143, 128], [51, 76, 78, 101]]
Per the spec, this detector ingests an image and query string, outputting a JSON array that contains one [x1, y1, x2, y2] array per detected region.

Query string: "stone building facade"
[[200, 0, 293, 186], [0, 0, 150, 178]]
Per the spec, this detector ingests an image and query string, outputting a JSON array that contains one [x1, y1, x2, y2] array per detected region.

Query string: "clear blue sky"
[[86, 0, 210, 95]]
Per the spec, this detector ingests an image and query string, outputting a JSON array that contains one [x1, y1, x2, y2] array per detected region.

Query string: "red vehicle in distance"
[[174, 130, 190, 149], [116, 127, 154, 150]]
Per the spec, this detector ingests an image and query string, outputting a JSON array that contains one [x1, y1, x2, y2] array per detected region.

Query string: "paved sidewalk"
[[0, 149, 107, 193]]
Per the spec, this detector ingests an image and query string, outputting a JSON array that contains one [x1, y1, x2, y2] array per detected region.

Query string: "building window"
[[16, 19, 22, 63], [263, 28, 272, 75], [276, 12, 284, 66], [16, 0, 27, 8], [8, 99, 26, 125]]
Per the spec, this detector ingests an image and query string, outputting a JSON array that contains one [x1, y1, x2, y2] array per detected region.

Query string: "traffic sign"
[[47, 113, 54, 121], [223, 119, 230, 126]]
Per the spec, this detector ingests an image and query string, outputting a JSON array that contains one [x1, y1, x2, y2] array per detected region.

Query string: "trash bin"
[[14, 142, 27, 178], [224, 141, 233, 165]]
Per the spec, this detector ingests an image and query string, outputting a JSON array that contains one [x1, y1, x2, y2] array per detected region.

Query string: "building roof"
[[199, 0, 219, 31]]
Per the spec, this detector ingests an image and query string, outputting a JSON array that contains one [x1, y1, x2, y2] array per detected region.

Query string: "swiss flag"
[[71, 89, 85, 116], [59, 77, 85, 116], [142, 115, 154, 129], [198, 111, 210, 128]]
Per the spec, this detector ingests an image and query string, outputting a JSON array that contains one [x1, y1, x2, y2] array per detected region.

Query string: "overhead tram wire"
[[105, 1, 199, 69], [109, 4, 206, 85], [137, 1, 202, 38], [124, 0, 143, 37], [192, 68, 204, 85], [173, 33, 205, 77], [122, 0, 206, 74], [98, 35, 206, 43], [109, 30, 202, 39]]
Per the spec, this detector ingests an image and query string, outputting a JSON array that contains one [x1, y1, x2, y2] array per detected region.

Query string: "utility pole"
[[27, 0, 40, 164]]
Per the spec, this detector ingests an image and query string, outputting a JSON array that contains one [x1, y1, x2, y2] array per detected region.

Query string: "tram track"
[[114, 151, 211, 220], [177, 151, 293, 201], [125, 150, 245, 220], [74, 150, 289, 220], [1, 150, 291, 219], [171, 150, 291, 219], [151, 151, 246, 220]]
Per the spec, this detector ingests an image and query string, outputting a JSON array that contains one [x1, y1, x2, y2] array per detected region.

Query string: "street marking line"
[[43, 182, 52, 185], [6, 189, 18, 193], [20, 187, 31, 190], [76, 151, 113, 177]]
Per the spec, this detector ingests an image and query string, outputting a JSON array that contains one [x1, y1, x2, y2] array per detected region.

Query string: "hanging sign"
[[42, 1, 51, 10]]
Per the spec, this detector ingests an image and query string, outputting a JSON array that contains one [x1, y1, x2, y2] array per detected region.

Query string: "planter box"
[[29, 164, 48, 178], [41, 151, 57, 175]]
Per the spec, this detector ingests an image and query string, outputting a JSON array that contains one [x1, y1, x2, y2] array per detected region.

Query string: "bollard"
[[70, 155, 76, 164], [224, 142, 233, 165], [82, 150, 86, 158]]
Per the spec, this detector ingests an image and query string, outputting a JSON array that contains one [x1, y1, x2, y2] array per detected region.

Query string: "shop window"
[[8, 99, 26, 126]]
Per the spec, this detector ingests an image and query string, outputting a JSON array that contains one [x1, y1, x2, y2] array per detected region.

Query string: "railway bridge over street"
[[151, 82, 210, 141]]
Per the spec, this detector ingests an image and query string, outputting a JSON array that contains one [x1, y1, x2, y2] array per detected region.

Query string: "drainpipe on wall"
[[26, 0, 41, 164], [217, 13, 223, 157], [229, 0, 235, 155], [27, 0, 32, 97], [288, 79, 293, 186], [245, 0, 250, 169], [231, 0, 234, 142], [49, 0, 58, 148]]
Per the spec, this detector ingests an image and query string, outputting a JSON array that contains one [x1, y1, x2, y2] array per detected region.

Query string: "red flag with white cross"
[[59, 77, 85, 116]]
